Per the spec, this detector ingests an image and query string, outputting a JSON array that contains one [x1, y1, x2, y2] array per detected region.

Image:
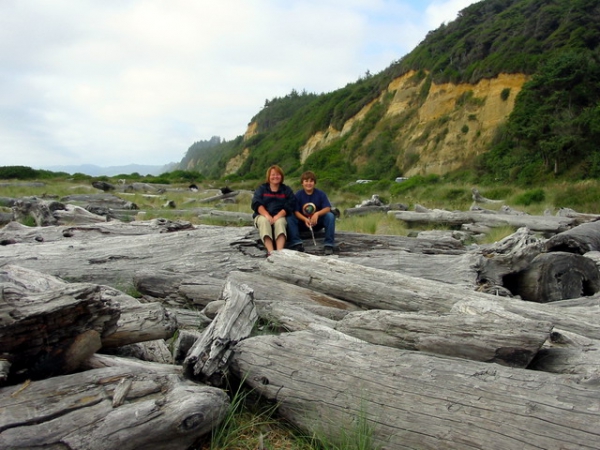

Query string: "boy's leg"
[[322, 212, 336, 248], [285, 215, 304, 248]]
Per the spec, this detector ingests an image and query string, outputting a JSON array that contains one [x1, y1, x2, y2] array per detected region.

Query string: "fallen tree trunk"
[[545, 219, 600, 254], [389, 208, 575, 233], [261, 251, 600, 340], [0, 366, 229, 450], [230, 330, 600, 450], [334, 310, 552, 368]]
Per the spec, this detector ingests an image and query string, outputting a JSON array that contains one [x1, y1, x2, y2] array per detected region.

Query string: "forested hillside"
[[177, 0, 600, 186]]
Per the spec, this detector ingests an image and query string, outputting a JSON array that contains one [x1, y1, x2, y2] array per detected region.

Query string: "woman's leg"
[[273, 217, 288, 250], [254, 215, 275, 254]]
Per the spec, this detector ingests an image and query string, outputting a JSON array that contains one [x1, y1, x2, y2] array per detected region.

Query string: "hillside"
[[177, 0, 600, 186]]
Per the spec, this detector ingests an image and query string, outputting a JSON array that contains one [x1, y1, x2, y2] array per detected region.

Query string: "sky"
[[0, 0, 480, 170]]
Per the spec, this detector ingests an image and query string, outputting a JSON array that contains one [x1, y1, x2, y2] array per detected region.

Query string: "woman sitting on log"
[[251, 165, 297, 257]]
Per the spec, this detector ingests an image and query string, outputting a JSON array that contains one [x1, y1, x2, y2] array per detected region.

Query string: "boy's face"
[[301, 178, 315, 193]]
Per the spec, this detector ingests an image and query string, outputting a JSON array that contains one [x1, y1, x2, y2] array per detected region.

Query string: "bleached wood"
[[389, 208, 575, 232], [0, 366, 228, 450], [183, 280, 258, 385], [335, 309, 552, 367], [231, 330, 600, 450]]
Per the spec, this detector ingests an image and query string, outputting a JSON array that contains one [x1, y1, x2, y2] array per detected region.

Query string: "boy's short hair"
[[300, 171, 317, 183]]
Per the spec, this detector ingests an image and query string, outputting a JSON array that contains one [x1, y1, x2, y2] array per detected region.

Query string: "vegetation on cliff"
[[177, 0, 600, 187]]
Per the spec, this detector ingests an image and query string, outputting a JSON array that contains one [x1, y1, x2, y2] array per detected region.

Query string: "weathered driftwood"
[[197, 190, 240, 203], [514, 251, 600, 302], [261, 251, 600, 341], [545, 219, 600, 254], [101, 302, 178, 348], [196, 208, 253, 225], [227, 270, 362, 313], [60, 193, 138, 210], [556, 207, 600, 222], [389, 208, 575, 233], [52, 204, 109, 224], [82, 353, 183, 375], [471, 187, 504, 204], [183, 280, 258, 385], [0, 212, 13, 226], [0, 222, 262, 290], [260, 250, 494, 312], [102, 339, 174, 365], [0, 281, 119, 383], [334, 310, 552, 367], [0, 366, 229, 450], [230, 330, 600, 450], [343, 205, 394, 217]]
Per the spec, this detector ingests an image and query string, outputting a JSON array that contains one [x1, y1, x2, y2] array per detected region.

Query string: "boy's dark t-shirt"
[[295, 188, 331, 216]]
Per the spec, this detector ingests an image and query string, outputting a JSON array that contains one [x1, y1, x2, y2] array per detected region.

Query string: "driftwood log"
[[389, 208, 575, 233], [0, 366, 229, 450], [230, 330, 600, 450], [4, 201, 600, 449]]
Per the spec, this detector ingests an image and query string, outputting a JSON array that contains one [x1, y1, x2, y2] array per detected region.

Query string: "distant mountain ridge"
[[41, 163, 174, 177]]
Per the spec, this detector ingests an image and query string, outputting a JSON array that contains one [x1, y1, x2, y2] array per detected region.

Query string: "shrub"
[[514, 188, 545, 205]]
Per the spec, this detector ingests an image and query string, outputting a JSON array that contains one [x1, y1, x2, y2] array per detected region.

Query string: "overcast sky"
[[0, 0, 479, 169]]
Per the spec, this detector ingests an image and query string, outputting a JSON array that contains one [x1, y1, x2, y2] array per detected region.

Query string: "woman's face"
[[269, 169, 282, 185]]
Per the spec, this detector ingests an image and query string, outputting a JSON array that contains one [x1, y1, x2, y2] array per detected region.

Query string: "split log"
[[513, 252, 600, 302], [389, 208, 576, 233], [230, 330, 600, 450], [183, 280, 258, 386], [545, 219, 600, 254], [335, 310, 552, 367], [0, 366, 229, 450], [0, 281, 120, 383]]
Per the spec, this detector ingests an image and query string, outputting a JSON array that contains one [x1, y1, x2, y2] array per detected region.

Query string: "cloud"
[[0, 0, 478, 169]]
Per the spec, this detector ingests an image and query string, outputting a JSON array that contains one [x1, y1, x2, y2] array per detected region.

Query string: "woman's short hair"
[[266, 165, 285, 183]]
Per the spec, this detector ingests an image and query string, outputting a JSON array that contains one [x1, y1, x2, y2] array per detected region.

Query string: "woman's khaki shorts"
[[254, 215, 288, 242]]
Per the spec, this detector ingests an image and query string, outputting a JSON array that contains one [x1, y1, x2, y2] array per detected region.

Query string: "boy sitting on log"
[[287, 171, 336, 255]]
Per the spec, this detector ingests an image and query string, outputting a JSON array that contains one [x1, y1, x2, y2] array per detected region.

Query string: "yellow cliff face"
[[403, 73, 528, 176], [234, 72, 529, 177]]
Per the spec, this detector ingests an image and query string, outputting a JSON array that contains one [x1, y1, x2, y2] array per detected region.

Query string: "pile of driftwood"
[[1, 190, 600, 449]]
